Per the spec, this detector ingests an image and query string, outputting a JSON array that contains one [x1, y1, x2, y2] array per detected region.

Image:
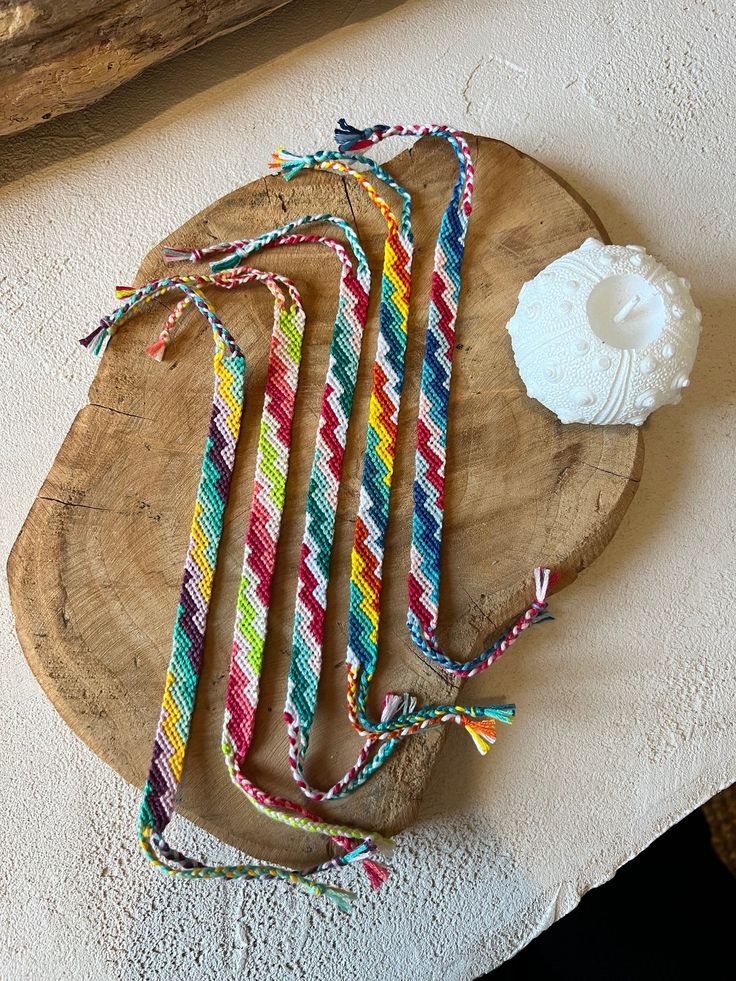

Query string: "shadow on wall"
[[0, 0, 409, 191]]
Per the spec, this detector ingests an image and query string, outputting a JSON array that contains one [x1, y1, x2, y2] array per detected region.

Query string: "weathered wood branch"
[[0, 1, 292, 138]]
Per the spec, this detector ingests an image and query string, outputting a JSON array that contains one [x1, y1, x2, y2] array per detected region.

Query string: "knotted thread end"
[[211, 252, 241, 273], [463, 718, 498, 756], [270, 147, 307, 180], [162, 247, 197, 263], [334, 118, 389, 152], [79, 318, 112, 356], [362, 858, 390, 891], [320, 886, 356, 913]]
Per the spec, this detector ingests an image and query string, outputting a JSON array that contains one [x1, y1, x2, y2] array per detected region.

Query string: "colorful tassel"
[[270, 147, 311, 179], [464, 719, 499, 756], [334, 118, 389, 152], [79, 319, 110, 353], [210, 252, 240, 272], [145, 335, 168, 362], [162, 247, 201, 263], [321, 887, 356, 913], [362, 858, 390, 891]]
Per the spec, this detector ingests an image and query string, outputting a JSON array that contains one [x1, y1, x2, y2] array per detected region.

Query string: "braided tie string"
[[333, 121, 556, 744], [269, 149, 516, 763], [163, 212, 365, 276], [83, 270, 371, 909]]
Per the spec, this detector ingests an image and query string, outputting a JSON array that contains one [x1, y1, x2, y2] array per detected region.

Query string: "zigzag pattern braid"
[[115, 264, 395, 885], [335, 123, 473, 645], [83, 272, 364, 910], [269, 153, 447, 775], [211, 263, 395, 891], [160, 220, 401, 815], [164, 224, 403, 872], [270, 149, 515, 763], [334, 121, 555, 742]]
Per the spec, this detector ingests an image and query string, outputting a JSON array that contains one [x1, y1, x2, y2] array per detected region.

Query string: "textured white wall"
[[1, 1, 734, 978]]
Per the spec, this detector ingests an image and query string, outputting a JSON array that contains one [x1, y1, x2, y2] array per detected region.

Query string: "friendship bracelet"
[[118, 263, 395, 879], [81, 121, 559, 910], [271, 144, 523, 757], [158, 217, 402, 808], [84, 269, 372, 909], [335, 122, 555, 690]]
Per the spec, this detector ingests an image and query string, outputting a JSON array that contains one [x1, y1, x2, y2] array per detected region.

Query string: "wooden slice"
[[7, 136, 642, 867]]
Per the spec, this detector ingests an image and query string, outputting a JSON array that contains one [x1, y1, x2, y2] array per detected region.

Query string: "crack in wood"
[[582, 461, 641, 483], [38, 496, 126, 515], [89, 402, 150, 422]]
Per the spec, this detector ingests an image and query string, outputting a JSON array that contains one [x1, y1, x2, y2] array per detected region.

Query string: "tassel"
[[115, 285, 136, 299], [463, 718, 498, 756], [270, 147, 309, 180], [334, 118, 389, 152], [380, 693, 403, 722], [532, 567, 557, 622], [162, 247, 197, 263], [320, 886, 355, 913], [145, 329, 170, 363], [402, 692, 418, 716], [490, 706, 516, 725], [380, 691, 417, 722], [92, 327, 109, 356], [79, 319, 110, 352], [145, 339, 166, 362], [534, 567, 551, 604], [362, 858, 390, 891]]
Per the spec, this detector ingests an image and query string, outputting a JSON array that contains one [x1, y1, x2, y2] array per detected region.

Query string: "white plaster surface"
[[0, 1, 734, 977]]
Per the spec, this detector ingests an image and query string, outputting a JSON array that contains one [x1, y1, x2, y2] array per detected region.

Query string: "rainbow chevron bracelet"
[[83, 268, 379, 909]]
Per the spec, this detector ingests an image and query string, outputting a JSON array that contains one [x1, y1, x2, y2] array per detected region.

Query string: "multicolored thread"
[[161, 217, 402, 803], [272, 137, 549, 760], [84, 268, 378, 908], [334, 121, 554, 689], [81, 120, 559, 910]]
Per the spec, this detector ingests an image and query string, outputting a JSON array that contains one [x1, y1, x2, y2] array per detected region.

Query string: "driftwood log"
[[8, 135, 643, 867], [0, 0, 292, 138]]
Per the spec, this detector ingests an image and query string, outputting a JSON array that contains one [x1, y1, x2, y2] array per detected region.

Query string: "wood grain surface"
[[7, 135, 643, 867]]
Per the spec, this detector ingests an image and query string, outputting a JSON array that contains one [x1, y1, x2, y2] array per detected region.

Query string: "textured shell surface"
[[507, 238, 701, 426]]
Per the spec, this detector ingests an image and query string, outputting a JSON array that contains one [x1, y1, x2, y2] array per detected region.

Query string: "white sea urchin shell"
[[506, 238, 701, 425]]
